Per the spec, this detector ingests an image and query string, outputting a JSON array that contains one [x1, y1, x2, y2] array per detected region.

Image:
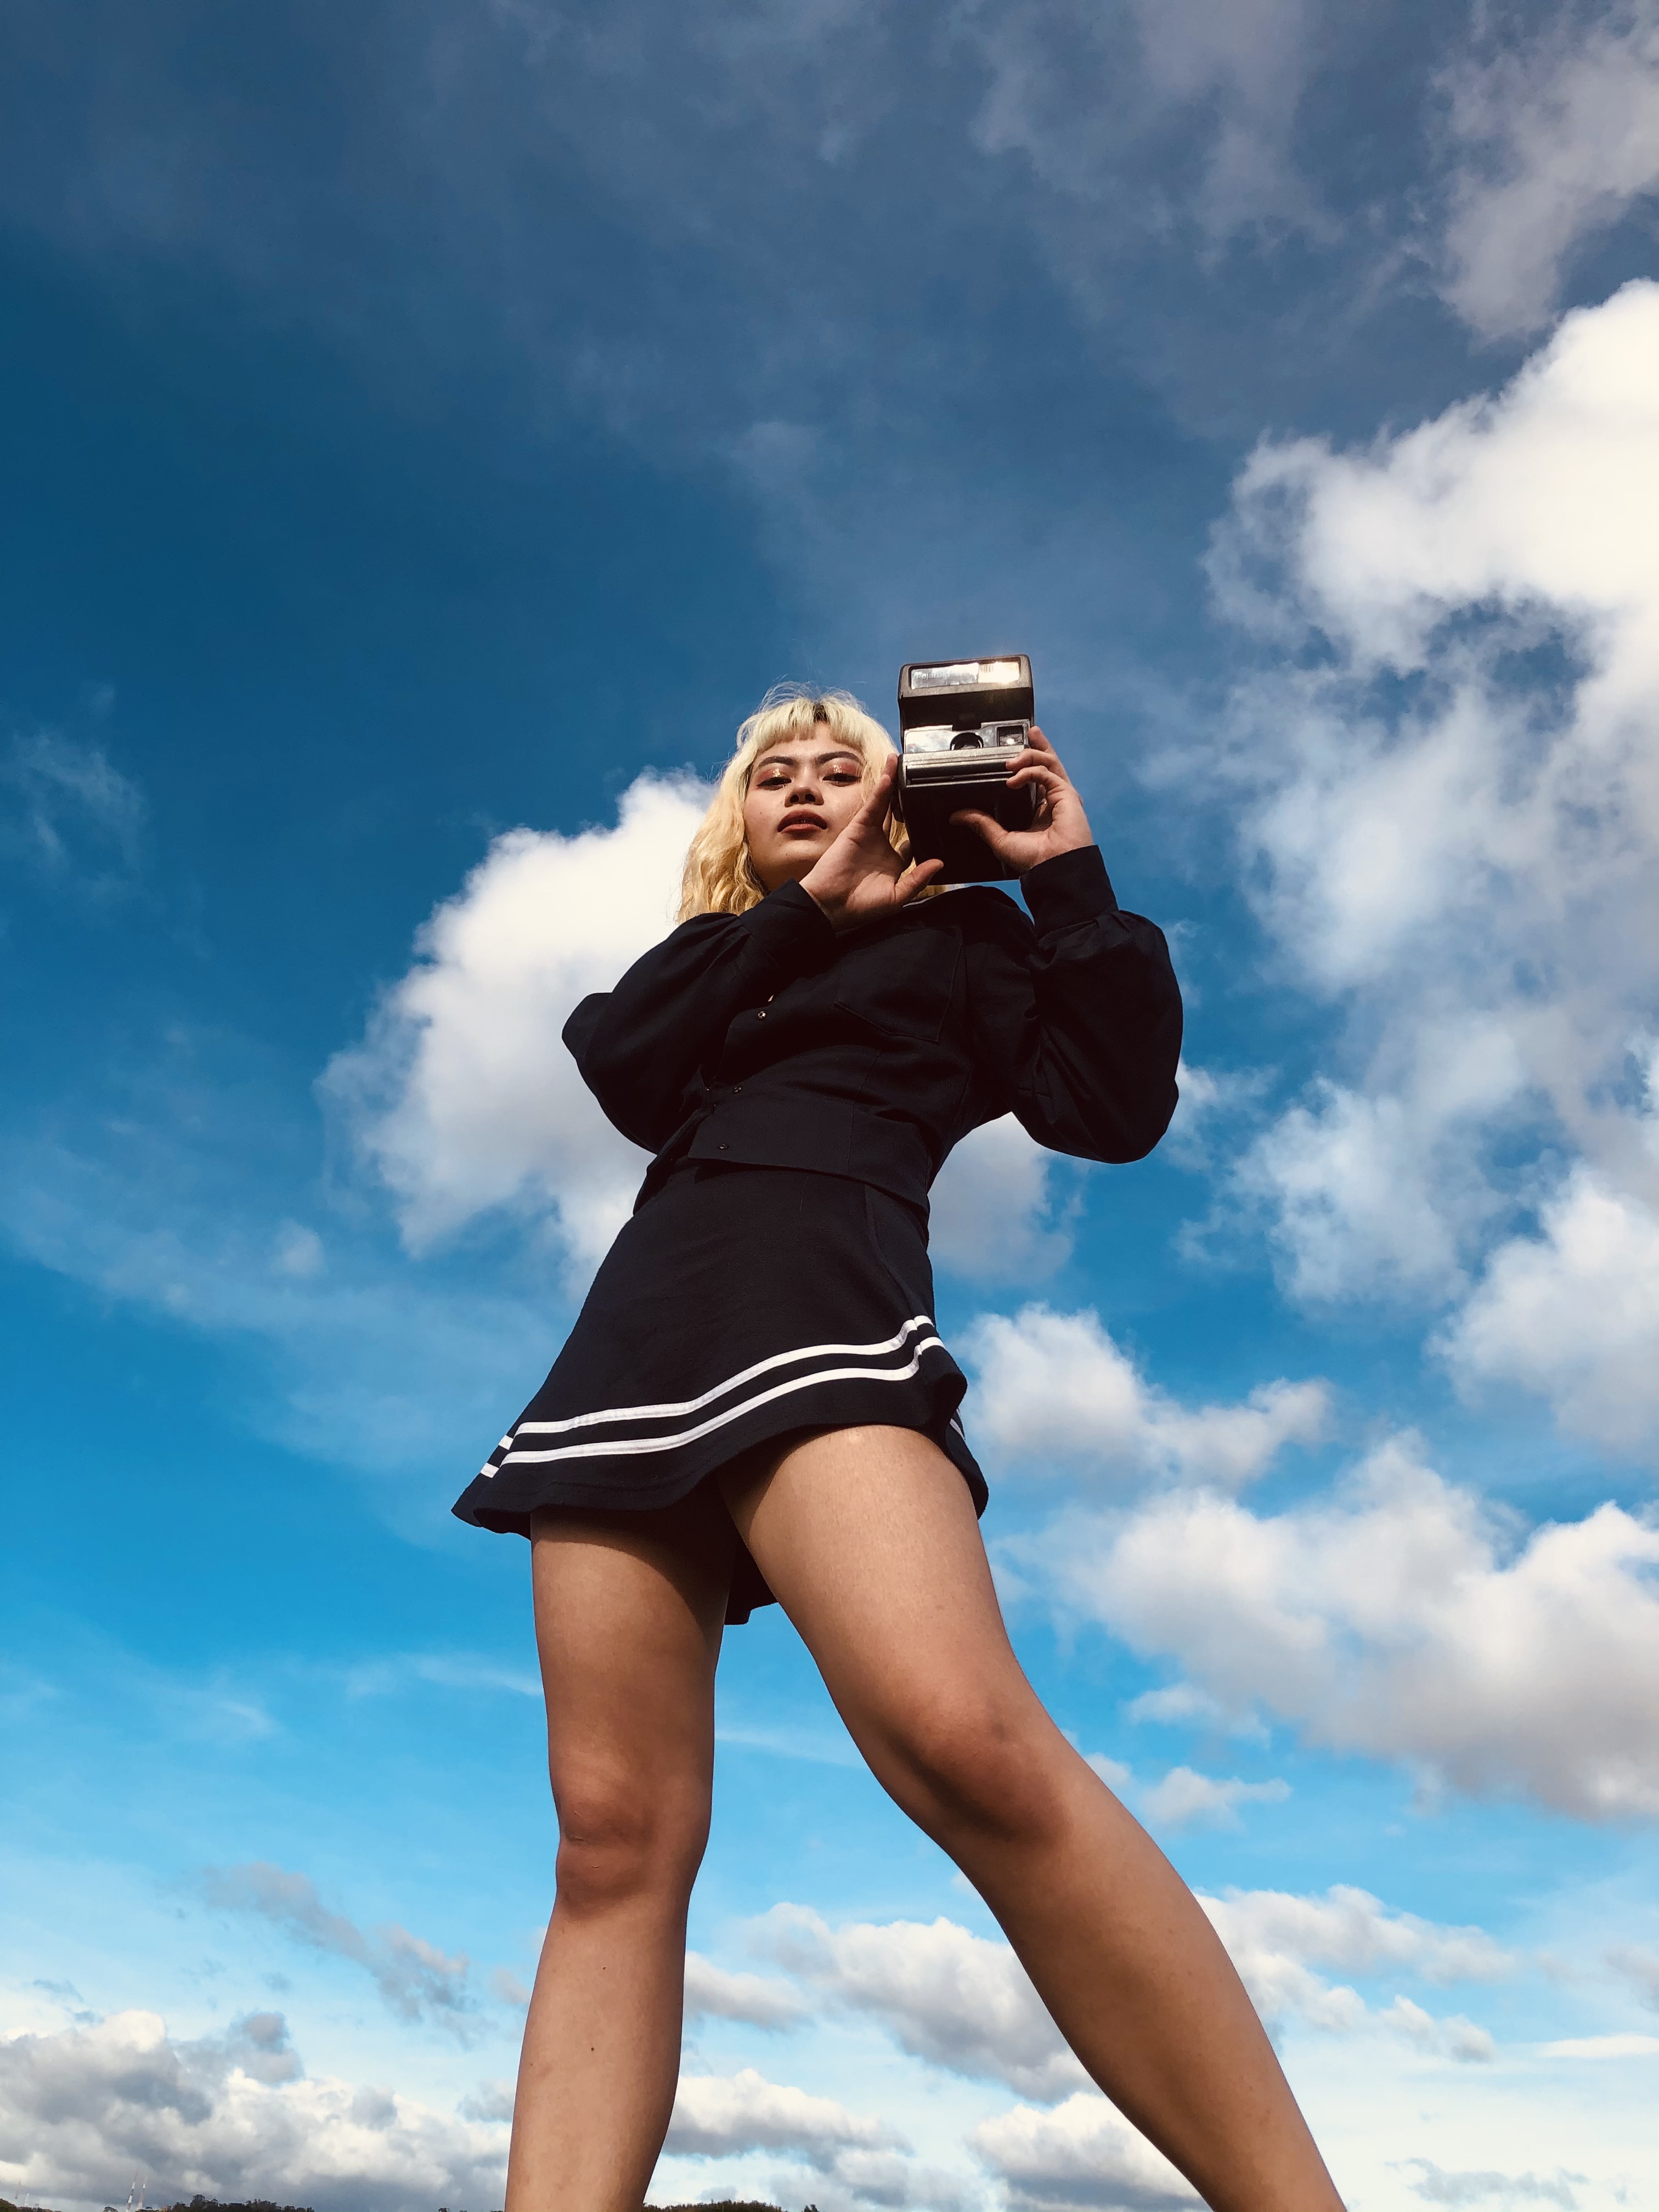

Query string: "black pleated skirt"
[[452, 1160, 987, 1623]]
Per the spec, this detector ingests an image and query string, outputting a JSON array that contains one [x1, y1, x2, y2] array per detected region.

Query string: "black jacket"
[[564, 844, 1182, 1214]]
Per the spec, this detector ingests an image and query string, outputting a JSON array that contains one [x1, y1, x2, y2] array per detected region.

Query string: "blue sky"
[[3, 4, 1659, 2208]]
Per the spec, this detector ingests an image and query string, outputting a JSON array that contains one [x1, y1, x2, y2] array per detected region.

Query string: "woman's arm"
[[956, 728, 1183, 1161], [563, 883, 837, 1150], [968, 845, 1183, 1164]]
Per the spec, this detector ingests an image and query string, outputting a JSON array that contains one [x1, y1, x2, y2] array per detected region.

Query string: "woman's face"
[[742, 732, 870, 893]]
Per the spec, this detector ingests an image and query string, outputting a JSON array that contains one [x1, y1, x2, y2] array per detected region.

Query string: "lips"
[[780, 810, 827, 834]]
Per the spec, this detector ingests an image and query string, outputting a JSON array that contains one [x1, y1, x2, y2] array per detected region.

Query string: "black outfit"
[[453, 844, 1182, 1622]]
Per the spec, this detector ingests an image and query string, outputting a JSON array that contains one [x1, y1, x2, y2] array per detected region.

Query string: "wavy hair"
[[678, 684, 916, 920]]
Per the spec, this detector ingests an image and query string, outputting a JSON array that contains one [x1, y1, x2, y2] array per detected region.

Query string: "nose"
[[787, 774, 822, 804]]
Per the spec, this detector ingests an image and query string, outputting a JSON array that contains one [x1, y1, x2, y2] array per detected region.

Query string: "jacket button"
[[733, 1084, 743, 1093], [718, 1143, 729, 1152], [755, 1009, 766, 1019]]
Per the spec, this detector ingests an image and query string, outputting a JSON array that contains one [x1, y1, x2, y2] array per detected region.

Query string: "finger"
[[1021, 726, 1071, 780], [1009, 743, 1064, 781], [950, 808, 1017, 862], [854, 757, 903, 832], [858, 770, 898, 822], [893, 855, 945, 905]]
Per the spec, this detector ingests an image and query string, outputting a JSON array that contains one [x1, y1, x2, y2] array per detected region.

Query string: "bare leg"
[[505, 1488, 735, 2212], [722, 1427, 1345, 2212]]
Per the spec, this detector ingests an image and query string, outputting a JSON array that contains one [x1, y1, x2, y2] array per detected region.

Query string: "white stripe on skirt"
[[509, 1314, 939, 1437], [483, 1327, 947, 1472]]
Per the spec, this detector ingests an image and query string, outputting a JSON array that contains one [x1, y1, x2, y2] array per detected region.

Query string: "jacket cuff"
[[1022, 844, 1119, 932], [738, 877, 839, 973]]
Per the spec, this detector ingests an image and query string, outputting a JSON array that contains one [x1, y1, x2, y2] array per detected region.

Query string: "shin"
[[505, 1495, 731, 2212]]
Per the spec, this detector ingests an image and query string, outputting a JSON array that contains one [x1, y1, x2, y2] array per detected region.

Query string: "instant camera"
[[895, 655, 1035, 884]]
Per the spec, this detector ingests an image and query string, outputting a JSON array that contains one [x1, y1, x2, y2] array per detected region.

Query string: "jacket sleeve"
[[563, 880, 838, 1151], [966, 845, 1183, 1164]]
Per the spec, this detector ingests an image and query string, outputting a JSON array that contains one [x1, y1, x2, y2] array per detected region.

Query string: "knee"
[[551, 1759, 710, 1916], [881, 1691, 1067, 1851]]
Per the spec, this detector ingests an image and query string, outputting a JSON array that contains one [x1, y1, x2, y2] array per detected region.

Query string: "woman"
[[454, 688, 1344, 2212]]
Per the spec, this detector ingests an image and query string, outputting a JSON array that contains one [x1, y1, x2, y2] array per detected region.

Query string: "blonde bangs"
[[678, 684, 920, 921]]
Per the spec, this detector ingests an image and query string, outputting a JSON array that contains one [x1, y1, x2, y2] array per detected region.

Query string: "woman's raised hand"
[[799, 754, 944, 930], [950, 726, 1094, 876]]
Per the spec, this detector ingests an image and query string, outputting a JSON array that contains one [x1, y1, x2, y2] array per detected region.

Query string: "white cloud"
[[965, 0, 1327, 247], [665, 2066, 904, 2164], [341, 1650, 542, 1701], [272, 1220, 326, 1278], [1234, 1079, 1477, 1302], [825, 2145, 980, 2210], [457, 2078, 515, 2122], [1015, 1434, 1659, 1818], [1203, 1885, 1511, 2044], [1438, 5, 1659, 340], [1400, 2158, 1583, 2206], [1205, 280, 1659, 1439], [1540, 2032, 1659, 2058], [749, 1884, 1505, 2115], [1122, 1683, 1266, 1741], [1438, 1167, 1659, 1447], [323, 772, 710, 1268], [1385, 1997, 1496, 2064], [0, 2010, 506, 2212], [486, 1968, 530, 2011], [1157, 1057, 1269, 1173], [1139, 1766, 1290, 1831], [682, 1952, 807, 2030], [968, 2090, 1199, 2211], [751, 1904, 1088, 2100], [1080, 1752, 1290, 1831], [1125, 0, 1324, 236], [201, 1863, 473, 2031], [1216, 280, 1659, 703], [929, 1113, 1073, 1283], [1606, 1943, 1659, 2007], [0, 725, 145, 890], [963, 1303, 1328, 1488], [207, 2012, 303, 2087]]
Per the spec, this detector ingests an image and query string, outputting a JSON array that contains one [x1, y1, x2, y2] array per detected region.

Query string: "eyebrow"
[[753, 747, 865, 773]]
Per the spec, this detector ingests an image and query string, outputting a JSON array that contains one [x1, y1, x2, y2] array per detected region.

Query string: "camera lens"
[[950, 731, 983, 749]]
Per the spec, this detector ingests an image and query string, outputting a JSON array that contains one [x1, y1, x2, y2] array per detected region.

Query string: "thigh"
[[719, 1427, 1062, 1810], [531, 1485, 736, 1799]]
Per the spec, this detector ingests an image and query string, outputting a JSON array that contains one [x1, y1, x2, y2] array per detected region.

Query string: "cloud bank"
[[1018, 1434, 1659, 1818], [1205, 279, 1659, 1449], [0, 2006, 916, 2212], [964, 1302, 1328, 1487], [750, 1883, 1508, 2109], [667, 2065, 904, 2164], [0, 2010, 506, 2212]]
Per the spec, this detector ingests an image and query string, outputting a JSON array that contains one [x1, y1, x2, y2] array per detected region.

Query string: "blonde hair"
[[678, 684, 917, 920]]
